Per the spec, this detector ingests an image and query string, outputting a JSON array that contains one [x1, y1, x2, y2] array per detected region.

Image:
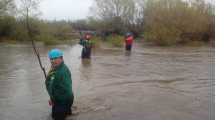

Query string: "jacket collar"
[[54, 61, 64, 70]]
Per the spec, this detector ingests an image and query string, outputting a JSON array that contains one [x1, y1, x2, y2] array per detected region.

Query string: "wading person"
[[45, 49, 74, 120], [79, 34, 92, 59], [125, 32, 134, 51]]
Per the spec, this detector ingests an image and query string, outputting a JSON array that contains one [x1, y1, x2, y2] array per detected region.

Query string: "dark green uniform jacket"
[[79, 39, 92, 49], [45, 62, 73, 105]]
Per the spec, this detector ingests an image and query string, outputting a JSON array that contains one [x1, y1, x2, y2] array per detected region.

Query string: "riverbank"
[[0, 38, 78, 46], [1, 36, 215, 49]]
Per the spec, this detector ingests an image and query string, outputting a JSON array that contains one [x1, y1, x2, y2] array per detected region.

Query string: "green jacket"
[[45, 62, 73, 104], [79, 39, 92, 49]]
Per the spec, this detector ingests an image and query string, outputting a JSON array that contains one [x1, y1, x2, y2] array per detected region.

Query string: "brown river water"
[[0, 42, 215, 120]]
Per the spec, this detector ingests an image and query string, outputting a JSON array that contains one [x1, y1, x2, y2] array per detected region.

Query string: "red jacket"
[[125, 36, 133, 45]]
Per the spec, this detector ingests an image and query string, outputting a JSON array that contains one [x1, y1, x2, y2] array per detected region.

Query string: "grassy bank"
[[141, 36, 215, 48], [0, 36, 77, 45], [92, 35, 124, 48]]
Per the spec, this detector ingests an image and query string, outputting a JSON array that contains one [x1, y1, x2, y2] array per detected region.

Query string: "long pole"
[[26, 9, 47, 79]]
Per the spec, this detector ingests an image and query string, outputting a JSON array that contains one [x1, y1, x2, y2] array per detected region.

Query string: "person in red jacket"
[[125, 32, 134, 51]]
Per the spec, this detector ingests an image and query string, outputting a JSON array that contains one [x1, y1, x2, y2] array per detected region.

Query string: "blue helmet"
[[125, 32, 132, 37], [48, 49, 63, 59]]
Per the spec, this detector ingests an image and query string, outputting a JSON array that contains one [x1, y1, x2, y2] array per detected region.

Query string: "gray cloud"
[[39, 0, 93, 20], [39, 0, 214, 20]]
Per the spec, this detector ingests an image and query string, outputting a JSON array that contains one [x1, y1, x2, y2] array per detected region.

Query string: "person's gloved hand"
[[49, 99, 53, 106]]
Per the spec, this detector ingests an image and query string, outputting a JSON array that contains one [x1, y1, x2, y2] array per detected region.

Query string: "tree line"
[[89, 0, 215, 45], [0, 0, 75, 44], [0, 0, 215, 45]]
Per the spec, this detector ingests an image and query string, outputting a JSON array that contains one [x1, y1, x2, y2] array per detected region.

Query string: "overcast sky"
[[38, 0, 214, 21], [39, 0, 94, 20]]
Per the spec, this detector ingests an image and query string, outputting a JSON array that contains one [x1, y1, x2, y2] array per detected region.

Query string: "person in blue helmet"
[[45, 49, 74, 120]]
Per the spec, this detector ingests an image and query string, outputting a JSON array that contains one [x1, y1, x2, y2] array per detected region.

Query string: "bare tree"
[[0, 0, 16, 17], [18, 0, 41, 19], [90, 0, 139, 34], [19, 0, 46, 78]]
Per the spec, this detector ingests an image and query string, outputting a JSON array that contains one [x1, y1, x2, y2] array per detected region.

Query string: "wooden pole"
[[26, 9, 47, 79]]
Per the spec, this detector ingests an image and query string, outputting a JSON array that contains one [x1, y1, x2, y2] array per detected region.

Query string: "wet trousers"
[[81, 47, 91, 59], [52, 97, 74, 120], [125, 44, 132, 51]]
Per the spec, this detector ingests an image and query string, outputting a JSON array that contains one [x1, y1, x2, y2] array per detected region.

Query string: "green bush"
[[143, 0, 215, 46], [0, 16, 16, 38], [144, 27, 179, 46], [35, 34, 58, 45], [209, 38, 215, 47], [106, 35, 124, 47], [91, 36, 101, 48]]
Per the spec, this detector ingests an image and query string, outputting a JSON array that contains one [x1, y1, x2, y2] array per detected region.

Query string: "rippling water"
[[0, 43, 215, 120]]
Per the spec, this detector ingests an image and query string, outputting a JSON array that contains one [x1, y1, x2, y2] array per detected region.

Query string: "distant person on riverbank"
[[125, 32, 134, 51], [79, 34, 92, 59], [45, 49, 74, 120]]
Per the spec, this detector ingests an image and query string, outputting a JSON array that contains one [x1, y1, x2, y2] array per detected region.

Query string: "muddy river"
[[0, 42, 215, 120]]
